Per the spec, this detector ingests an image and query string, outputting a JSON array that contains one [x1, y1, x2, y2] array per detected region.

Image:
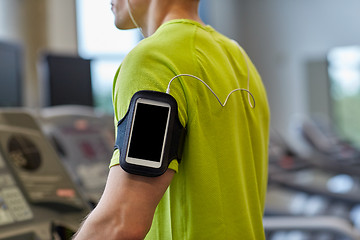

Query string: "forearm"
[[72, 208, 120, 240], [73, 206, 148, 240]]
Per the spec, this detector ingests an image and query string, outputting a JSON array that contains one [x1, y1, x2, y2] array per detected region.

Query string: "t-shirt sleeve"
[[108, 41, 187, 173]]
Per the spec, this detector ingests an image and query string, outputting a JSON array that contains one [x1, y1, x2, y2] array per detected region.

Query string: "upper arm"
[[74, 166, 174, 240], [101, 165, 174, 219]]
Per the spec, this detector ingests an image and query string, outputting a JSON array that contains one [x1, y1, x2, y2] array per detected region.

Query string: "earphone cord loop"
[[166, 74, 255, 109], [166, 41, 255, 108]]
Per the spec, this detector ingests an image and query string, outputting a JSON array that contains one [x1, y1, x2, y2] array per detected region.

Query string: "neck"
[[136, 1, 204, 37]]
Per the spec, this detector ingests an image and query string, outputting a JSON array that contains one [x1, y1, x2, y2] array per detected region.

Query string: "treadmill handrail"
[[263, 216, 360, 239]]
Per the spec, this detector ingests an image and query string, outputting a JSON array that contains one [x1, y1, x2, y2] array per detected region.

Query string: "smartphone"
[[125, 98, 171, 168]]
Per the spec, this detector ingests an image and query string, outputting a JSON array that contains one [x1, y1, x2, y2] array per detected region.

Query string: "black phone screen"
[[128, 102, 170, 162]]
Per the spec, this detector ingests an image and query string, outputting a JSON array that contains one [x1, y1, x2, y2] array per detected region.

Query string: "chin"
[[115, 24, 132, 30], [113, 18, 133, 30]]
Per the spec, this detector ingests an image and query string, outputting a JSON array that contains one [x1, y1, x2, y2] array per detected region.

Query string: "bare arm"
[[73, 166, 175, 240]]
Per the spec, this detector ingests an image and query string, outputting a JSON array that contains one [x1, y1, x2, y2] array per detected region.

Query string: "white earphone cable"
[[166, 41, 255, 108], [166, 74, 255, 108], [126, 0, 145, 37], [123, 8, 255, 109]]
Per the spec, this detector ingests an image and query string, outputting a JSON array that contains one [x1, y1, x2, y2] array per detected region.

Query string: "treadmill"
[[0, 109, 91, 239], [264, 215, 360, 240], [39, 105, 114, 205], [265, 131, 360, 239]]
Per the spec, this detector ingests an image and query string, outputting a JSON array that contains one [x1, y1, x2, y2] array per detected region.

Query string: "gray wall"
[[204, 0, 245, 43], [240, 0, 360, 139]]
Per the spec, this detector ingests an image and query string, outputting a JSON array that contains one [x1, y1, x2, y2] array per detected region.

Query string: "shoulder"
[[119, 20, 206, 85], [113, 20, 212, 122], [126, 20, 200, 64]]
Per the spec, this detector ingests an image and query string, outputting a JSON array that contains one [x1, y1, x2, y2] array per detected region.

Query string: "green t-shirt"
[[110, 19, 270, 240]]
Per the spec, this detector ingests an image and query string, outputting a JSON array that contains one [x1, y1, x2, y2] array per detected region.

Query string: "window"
[[327, 46, 360, 146], [76, 0, 140, 113]]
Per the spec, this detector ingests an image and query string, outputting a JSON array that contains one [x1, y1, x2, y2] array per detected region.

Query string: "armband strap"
[[114, 90, 186, 177]]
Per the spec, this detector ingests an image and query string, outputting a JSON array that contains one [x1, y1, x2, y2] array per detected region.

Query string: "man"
[[74, 0, 270, 239]]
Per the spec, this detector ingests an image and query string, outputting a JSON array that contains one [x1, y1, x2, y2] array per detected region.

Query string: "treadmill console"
[[40, 106, 114, 204], [0, 149, 53, 240], [0, 151, 33, 226], [0, 110, 91, 239], [0, 112, 86, 210]]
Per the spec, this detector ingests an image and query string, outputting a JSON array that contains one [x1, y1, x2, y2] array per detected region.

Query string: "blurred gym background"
[[1, 0, 360, 239]]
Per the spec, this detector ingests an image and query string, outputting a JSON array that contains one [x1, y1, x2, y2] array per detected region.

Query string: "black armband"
[[114, 90, 186, 177]]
